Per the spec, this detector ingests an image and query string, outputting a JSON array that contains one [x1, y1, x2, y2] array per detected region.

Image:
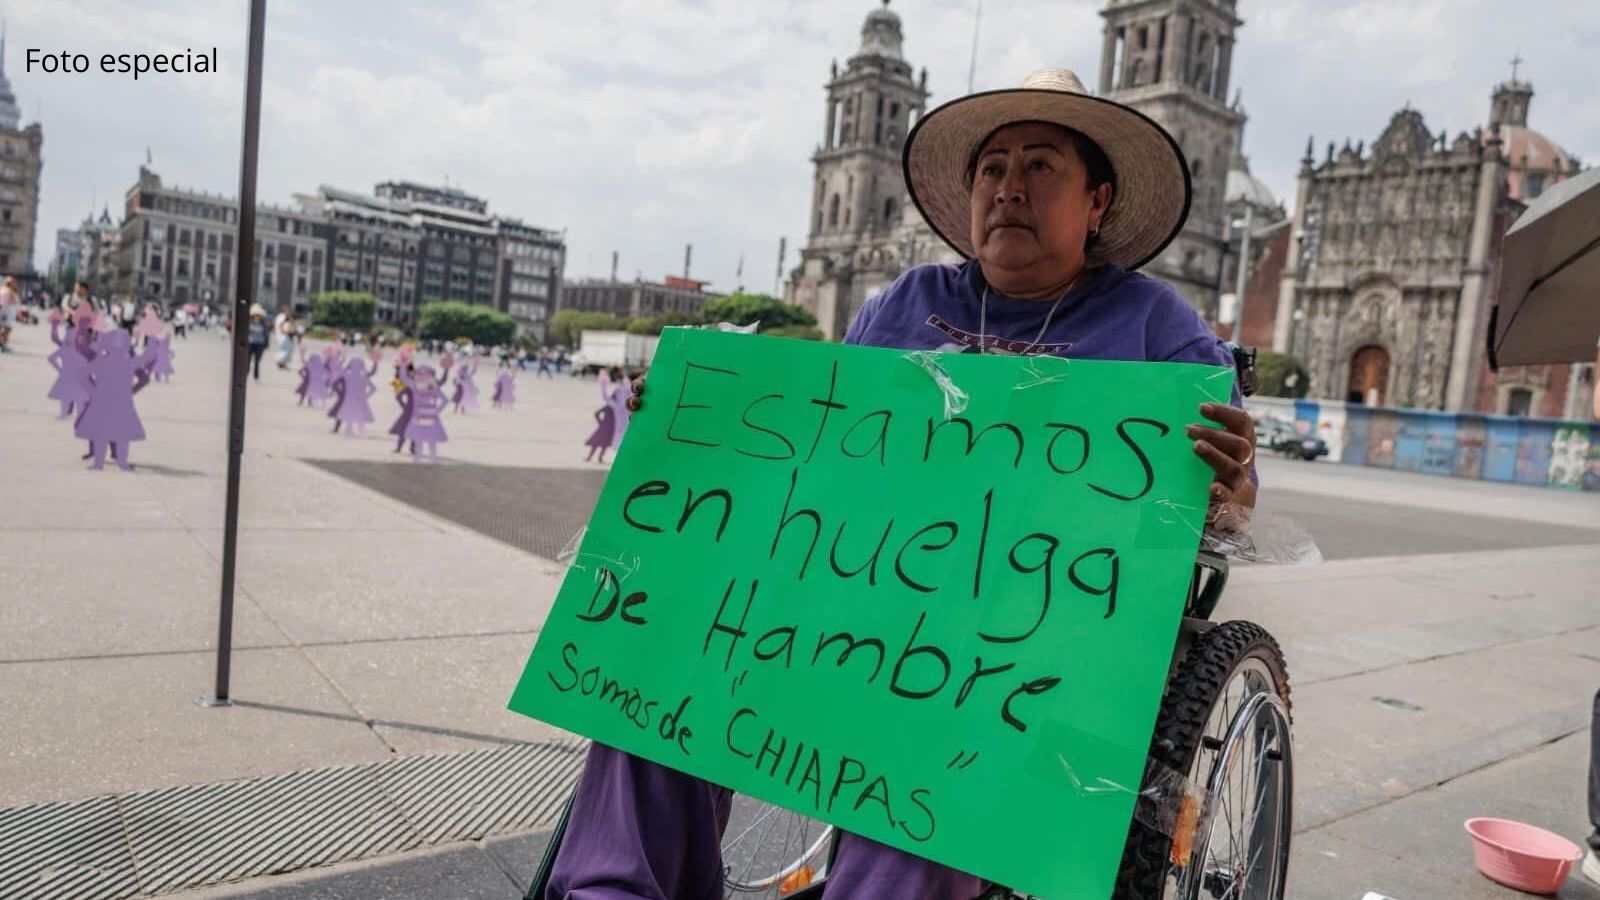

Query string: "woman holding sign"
[[545, 68, 1258, 899]]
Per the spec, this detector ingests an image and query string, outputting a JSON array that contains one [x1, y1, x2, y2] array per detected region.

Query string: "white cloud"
[[10, 0, 1599, 295]]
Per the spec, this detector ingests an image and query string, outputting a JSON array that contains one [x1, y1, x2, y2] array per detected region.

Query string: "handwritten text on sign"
[[509, 329, 1231, 899]]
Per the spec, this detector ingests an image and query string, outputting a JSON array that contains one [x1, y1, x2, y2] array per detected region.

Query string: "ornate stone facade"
[[786, 2, 958, 341], [1099, 0, 1244, 322], [1277, 77, 1587, 414]]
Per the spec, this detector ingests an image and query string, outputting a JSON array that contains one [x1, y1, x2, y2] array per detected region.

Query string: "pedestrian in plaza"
[[274, 310, 296, 369], [75, 329, 157, 471], [536, 349, 555, 379], [117, 298, 138, 334], [549, 67, 1261, 900], [245, 304, 270, 380], [399, 363, 449, 463], [0, 275, 19, 353], [173, 305, 190, 339]]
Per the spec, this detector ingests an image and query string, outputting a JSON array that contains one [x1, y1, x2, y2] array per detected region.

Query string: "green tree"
[[626, 310, 702, 335], [548, 309, 628, 346], [417, 301, 517, 346], [1255, 351, 1310, 398], [700, 292, 816, 332], [761, 324, 825, 341], [311, 291, 377, 329]]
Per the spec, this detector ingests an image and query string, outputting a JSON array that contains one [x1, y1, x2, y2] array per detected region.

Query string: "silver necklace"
[[976, 270, 1084, 355]]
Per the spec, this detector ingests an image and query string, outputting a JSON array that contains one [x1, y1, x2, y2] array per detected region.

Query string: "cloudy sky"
[[7, 0, 1599, 291]]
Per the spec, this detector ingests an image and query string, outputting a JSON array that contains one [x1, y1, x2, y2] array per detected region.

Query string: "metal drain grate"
[[0, 738, 588, 898], [0, 795, 140, 900]]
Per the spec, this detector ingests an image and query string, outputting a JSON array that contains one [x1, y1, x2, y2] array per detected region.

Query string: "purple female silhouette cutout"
[[148, 335, 176, 382], [300, 351, 332, 408], [604, 367, 632, 449], [46, 310, 98, 419], [584, 367, 630, 463], [134, 305, 165, 346], [584, 403, 616, 464], [75, 329, 156, 471], [294, 347, 313, 404], [388, 350, 449, 453], [400, 364, 449, 463], [451, 358, 480, 413], [491, 366, 516, 409], [328, 351, 380, 436]]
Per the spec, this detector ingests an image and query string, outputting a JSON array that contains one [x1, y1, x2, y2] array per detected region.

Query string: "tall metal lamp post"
[[200, 0, 267, 707]]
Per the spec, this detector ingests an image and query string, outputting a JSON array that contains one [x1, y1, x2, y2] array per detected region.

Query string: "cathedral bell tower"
[[790, 1, 932, 340], [1098, 0, 1245, 322]]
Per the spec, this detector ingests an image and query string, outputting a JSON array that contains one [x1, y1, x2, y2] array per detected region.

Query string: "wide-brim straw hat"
[[903, 67, 1191, 270]]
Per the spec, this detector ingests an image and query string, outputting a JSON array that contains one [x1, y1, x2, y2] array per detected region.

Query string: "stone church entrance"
[[1348, 345, 1391, 405]]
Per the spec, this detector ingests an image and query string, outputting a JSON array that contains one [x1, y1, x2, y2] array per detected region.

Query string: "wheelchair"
[[527, 344, 1294, 900]]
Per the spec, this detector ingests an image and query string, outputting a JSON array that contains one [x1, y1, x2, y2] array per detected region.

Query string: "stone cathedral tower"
[[1098, 0, 1245, 322], [788, 1, 957, 341]]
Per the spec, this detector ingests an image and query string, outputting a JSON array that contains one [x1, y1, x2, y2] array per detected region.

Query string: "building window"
[[296, 275, 307, 292], [150, 254, 163, 271], [1525, 174, 1546, 199], [263, 271, 274, 289], [205, 261, 216, 280], [1506, 388, 1533, 417]]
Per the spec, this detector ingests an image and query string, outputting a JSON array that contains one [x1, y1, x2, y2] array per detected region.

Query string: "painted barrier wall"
[[1245, 396, 1600, 491]]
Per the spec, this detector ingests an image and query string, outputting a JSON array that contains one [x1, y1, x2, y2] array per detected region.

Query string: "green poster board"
[[510, 328, 1232, 899]]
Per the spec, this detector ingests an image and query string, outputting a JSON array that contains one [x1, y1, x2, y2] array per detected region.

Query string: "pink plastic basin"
[[1464, 817, 1583, 894]]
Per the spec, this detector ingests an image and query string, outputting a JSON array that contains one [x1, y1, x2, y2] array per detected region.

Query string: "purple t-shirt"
[[844, 259, 1253, 484], [844, 260, 1237, 374]]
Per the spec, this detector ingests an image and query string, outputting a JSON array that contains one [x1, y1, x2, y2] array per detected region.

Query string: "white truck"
[[571, 330, 657, 375]]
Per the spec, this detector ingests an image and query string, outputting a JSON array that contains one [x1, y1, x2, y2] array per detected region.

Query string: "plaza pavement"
[[1, 319, 1598, 899]]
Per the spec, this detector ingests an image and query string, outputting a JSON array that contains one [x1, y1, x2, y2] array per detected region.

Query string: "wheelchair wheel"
[[1114, 621, 1293, 900], [720, 793, 834, 897]]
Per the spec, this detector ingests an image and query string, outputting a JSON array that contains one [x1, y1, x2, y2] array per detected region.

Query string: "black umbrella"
[[1489, 165, 1600, 368]]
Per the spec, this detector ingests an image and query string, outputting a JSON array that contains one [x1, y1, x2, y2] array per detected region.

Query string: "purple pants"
[[545, 744, 988, 899]]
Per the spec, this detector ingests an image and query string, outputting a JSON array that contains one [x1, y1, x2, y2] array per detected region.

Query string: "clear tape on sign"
[[902, 350, 970, 420], [1014, 355, 1071, 392], [1199, 364, 1237, 404], [554, 525, 645, 583], [1153, 499, 1323, 566], [700, 321, 760, 334], [1056, 753, 1198, 840]]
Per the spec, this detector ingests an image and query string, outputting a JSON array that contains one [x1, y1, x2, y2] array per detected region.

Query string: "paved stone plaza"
[[1, 320, 1598, 899]]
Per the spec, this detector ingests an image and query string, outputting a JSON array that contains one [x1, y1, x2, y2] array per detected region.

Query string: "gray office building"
[[115, 166, 329, 313], [295, 181, 564, 334]]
